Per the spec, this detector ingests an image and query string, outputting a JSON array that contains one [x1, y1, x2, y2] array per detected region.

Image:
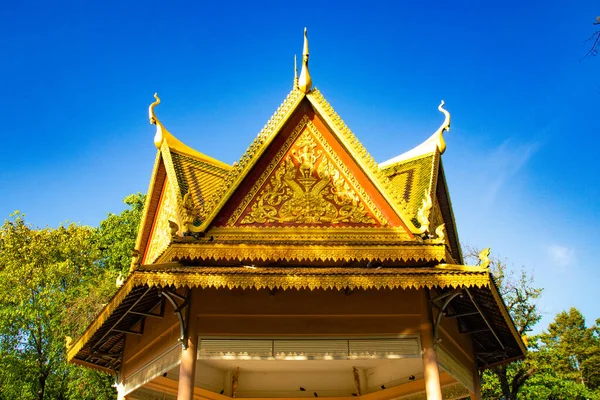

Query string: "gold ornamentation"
[[199, 89, 305, 225], [145, 179, 178, 264], [240, 130, 376, 225], [168, 220, 179, 238], [115, 273, 125, 288], [178, 191, 204, 233], [159, 242, 450, 263], [434, 223, 445, 243], [307, 89, 422, 233], [149, 93, 165, 149], [478, 247, 491, 269], [65, 336, 73, 350], [434, 100, 451, 154], [228, 117, 388, 226], [208, 226, 413, 243], [414, 194, 433, 234], [67, 266, 491, 363], [298, 28, 312, 93], [293, 54, 298, 89]]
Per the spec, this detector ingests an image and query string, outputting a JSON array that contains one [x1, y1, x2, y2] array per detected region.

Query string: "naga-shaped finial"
[[298, 28, 312, 93], [149, 93, 165, 149], [433, 100, 451, 154], [149, 93, 160, 125], [478, 247, 491, 269]]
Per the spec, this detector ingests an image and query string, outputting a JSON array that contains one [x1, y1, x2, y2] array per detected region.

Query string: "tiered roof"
[[67, 29, 526, 372]]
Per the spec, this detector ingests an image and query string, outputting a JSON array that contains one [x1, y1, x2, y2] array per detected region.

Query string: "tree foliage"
[[519, 308, 600, 399], [470, 248, 600, 399], [0, 193, 145, 399], [463, 248, 542, 400]]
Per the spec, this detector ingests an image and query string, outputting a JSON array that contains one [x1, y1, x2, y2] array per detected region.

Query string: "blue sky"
[[1, 1, 598, 332]]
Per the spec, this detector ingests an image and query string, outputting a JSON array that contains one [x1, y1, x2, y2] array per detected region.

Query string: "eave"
[[67, 265, 524, 371]]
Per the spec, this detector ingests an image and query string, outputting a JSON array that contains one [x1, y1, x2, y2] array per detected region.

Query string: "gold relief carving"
[[308, 89, 404, 206], [200, 89, 305, 221], [133, 268, 490, 292], [434, 223, 446, 243], [208, 226, 413, 243], [228, 117, 387, 227], [428, 197, 444, 235], [240, 130, 376, 225], [159, 243, 451, 263], [145, 180, 177, 264], [414, 194, 433, 234], [178, 191, 204, 233], [226, 116, 308, 225]]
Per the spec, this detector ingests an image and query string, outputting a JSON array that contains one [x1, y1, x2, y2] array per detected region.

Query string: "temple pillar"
[[420, 289, 443, 400], [177, 292, 198, 400], [469, 364, 482, 400]]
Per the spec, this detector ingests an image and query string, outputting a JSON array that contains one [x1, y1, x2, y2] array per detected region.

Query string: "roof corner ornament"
[[433, 100, 451, 154], [434, 223, 446, 242], [414, 194, 433, 235], [478, 247, 491, 269], [65, 336, 73, 350], [298, 27, 312, 93], [149, 93, 165, 149], [178, 191, 205, 235]]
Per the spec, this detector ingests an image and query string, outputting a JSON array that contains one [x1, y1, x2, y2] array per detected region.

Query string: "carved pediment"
[[226, 116, 388, 227]]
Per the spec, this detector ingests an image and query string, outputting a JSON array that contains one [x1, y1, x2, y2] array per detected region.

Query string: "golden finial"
[[149, 93, 165, 149], [298, 27, 312, 93], [293, 54, 298, 89], [434, 100, 451, 154], [149, 93, 160, 125], [478, 248, 491, 269]]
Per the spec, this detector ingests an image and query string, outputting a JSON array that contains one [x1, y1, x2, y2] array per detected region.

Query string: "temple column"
[[177, 291, 198, 400], [420, 289, 443, 400], [469, 364, 482, 400]]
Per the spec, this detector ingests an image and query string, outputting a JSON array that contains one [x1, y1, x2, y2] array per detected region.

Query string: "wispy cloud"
[[546, 244, 576, 271], [483, 139, 540, 205]]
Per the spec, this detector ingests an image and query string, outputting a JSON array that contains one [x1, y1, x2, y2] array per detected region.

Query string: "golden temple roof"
[[67, 30, 526, 374]]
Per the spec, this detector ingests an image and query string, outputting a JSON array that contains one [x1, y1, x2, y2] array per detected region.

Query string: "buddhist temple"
[[67, 29, 526, 400]]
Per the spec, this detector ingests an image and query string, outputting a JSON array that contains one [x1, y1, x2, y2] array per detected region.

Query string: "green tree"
[[94, 193, 146, 274], [519, 308, 600, 399], [464, 249, 543, 400], [0, 193, 145, 399]]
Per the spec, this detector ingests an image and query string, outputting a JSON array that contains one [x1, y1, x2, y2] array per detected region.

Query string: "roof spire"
[[298, 27, 312, 93], [293, 54, 299, 89]]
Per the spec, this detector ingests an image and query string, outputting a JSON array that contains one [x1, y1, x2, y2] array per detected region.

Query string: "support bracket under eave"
[[160, 287, 191, 349], [431, 289, 464, 348]]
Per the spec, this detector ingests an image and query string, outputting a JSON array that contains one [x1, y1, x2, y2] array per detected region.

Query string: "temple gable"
[[224, 115, 388, 228]]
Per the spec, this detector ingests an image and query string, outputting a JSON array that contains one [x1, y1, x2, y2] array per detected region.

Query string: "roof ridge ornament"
[[433, 100, 451, 154], [379, 100, 451, 168], [149, 93, 165, 149], [298, 28, 312, 93], [293, 54, 299, 89]]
